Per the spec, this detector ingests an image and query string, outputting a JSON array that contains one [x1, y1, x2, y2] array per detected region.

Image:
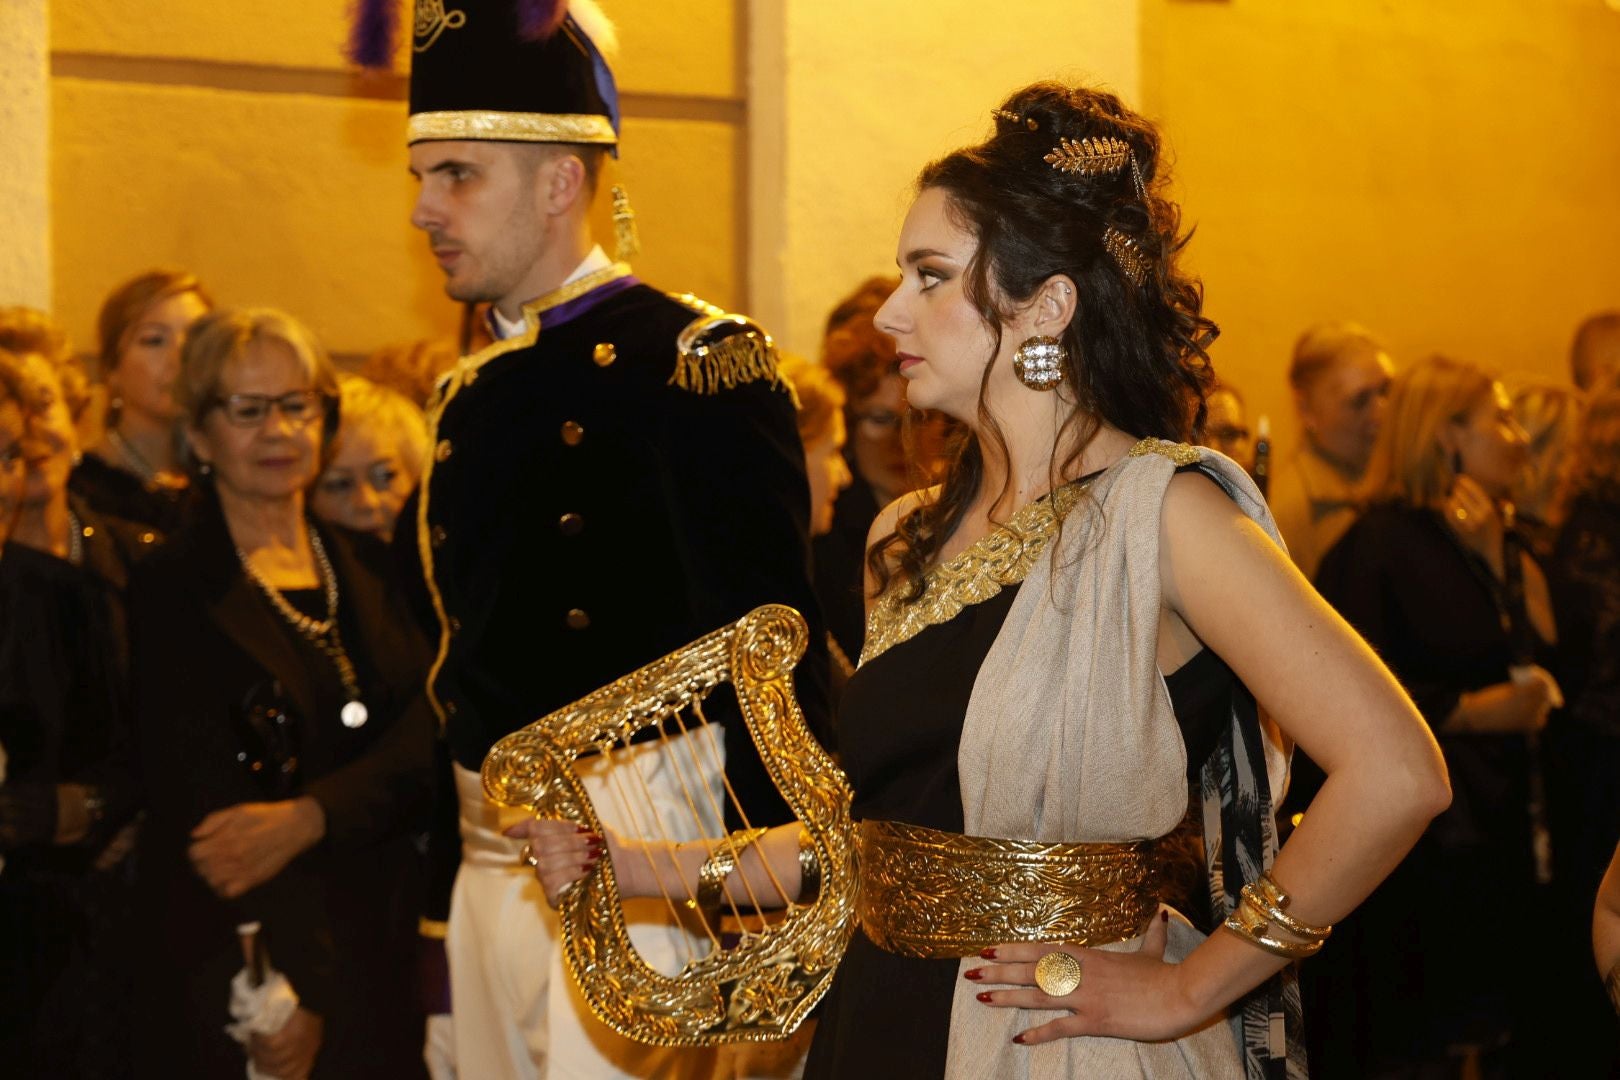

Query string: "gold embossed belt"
[[856, 819, 1162, 959]]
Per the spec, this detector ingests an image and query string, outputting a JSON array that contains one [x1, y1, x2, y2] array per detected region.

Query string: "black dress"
[[129, 494, 434, 1079], [1308, 501, 1546, 1074], [69, 452, 192, 536], [0, 505, 150, 1078], [803, 581, 1235, 1079]]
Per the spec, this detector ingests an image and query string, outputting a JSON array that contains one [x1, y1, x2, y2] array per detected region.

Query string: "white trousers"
[[446, 729, 732, 1080]]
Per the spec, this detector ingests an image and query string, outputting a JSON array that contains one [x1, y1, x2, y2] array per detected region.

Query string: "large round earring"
[[1012, 335, 1066, 392]]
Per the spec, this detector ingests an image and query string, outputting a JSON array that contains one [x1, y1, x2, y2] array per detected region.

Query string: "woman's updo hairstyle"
[[928, 81, 1215, 439], [871, 82, 1218, 601]]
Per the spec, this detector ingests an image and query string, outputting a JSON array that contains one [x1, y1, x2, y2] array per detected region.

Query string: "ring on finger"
[[1034, 950, 1083, 997], [520, 843, 539, 869]]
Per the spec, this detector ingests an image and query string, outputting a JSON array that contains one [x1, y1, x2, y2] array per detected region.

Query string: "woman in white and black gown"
[[516, 81, 1451, 1079]]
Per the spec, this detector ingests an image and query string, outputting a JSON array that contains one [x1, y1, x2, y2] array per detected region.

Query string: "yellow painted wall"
[[1, 1, 50, 308], [47, 0, 743, 363], [752, 0, 1142, 355], [1140, 0, 1620, 453]]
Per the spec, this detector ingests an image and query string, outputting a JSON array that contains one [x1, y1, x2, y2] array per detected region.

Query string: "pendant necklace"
[[237, 526, 369, 729]]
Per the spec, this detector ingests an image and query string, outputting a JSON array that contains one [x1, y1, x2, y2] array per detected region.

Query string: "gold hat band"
[[856, 819, 1161, 959], [408, 110, 617, 145]]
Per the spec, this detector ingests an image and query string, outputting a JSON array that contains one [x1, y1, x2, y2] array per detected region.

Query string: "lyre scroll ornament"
[[481, 604, 856, 1046]]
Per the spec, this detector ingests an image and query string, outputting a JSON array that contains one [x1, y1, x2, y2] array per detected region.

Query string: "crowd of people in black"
[[2, 264, 1619, 1078]]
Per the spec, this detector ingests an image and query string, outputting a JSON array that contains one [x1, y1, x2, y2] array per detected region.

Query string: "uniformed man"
[[388, 1, 828, 1077]]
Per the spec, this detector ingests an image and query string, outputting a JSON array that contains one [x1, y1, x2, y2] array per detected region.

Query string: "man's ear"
[[542, 152, 589, 216]]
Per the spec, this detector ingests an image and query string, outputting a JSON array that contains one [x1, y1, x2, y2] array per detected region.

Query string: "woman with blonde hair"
[[1511, 382, 1585, 558], [1313, 355, 1554, 1075], [311, 375, 430, 543], [128, 307, 433, 1079], [73, 269, 212, 533]]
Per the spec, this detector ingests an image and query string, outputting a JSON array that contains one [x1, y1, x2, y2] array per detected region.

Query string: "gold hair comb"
[[1043, 135, 1131, 176], [1103, 227, 1151, 286]]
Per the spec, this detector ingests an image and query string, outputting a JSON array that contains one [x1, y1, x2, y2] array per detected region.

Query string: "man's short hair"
[[1571, 311, 1620, 392], [1289, 321, 1385, 394]]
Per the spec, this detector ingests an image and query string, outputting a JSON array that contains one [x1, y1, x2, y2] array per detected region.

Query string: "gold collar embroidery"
[[859, 482, 1086, 666], [857, 439, 1201, 667]]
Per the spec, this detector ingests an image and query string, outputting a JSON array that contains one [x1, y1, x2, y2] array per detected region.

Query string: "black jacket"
[[128, 492, 432, 1078], [403, 282, 831, 815]]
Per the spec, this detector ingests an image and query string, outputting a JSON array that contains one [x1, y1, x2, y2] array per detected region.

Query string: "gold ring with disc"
[[1034, 950, 1083, 997]]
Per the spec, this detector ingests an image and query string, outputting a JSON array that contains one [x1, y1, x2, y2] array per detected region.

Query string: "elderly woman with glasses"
[[128, 308, 434, 1080]]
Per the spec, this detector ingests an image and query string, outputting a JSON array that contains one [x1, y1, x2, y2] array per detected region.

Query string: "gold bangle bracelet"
[[696, 827, 769, 910], [1223, 900, 1324, 960], [1241, 872, 1333, 942], [797, 827, 822, 901]]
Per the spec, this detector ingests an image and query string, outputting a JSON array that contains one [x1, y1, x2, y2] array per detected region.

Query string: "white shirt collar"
[[490, 245, 614, 341]]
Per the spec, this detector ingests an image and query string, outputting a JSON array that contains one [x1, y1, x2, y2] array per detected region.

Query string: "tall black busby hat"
[[349, 0, 620, 150]]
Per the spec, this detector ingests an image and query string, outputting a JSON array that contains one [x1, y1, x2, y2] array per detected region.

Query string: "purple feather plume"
[[346, 0, 399, 68], [516, 0, 569, 41]]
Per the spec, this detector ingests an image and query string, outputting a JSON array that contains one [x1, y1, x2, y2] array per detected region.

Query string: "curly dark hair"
[[868, 81, 1219, 601]]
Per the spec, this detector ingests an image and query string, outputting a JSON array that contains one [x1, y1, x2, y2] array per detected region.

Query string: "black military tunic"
[[405, 269, 829, 841]]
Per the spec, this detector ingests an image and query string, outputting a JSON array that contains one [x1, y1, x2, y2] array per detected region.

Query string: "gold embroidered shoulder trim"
[[860, 483, 1087, 666], [669, 305, 785, 397], [1128, 437, 1202, 466]]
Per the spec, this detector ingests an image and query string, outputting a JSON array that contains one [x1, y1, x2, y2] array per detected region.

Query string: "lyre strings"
[[585, 689, 797, 974]]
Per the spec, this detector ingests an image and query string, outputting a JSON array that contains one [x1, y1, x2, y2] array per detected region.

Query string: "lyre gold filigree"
[[482, 605, 856, 1046], [1042, 135, 1131, 176]]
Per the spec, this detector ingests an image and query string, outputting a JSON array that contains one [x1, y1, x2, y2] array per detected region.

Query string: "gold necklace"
[[237, 527, 369, 729]]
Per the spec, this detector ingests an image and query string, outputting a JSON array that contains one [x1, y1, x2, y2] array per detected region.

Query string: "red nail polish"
[[975, 991, 993, 1003], [979, 947, 997, 960], [1012, 1034, 1026, 1045], [963, 968, 983, 981]]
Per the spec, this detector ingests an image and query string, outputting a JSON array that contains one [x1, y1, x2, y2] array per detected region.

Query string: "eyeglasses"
[[213, 390, 328, 429]]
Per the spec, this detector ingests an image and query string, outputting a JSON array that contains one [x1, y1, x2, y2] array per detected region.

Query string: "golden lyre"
[[481, 604, 856, 1046]]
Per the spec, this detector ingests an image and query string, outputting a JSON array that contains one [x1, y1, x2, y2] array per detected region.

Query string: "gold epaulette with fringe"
[[668, 293, 785, 397]]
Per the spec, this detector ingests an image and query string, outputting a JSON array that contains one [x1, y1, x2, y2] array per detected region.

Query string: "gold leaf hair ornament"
[[1103, 227, 1151, 287], [1043, 135, 1131, 176]]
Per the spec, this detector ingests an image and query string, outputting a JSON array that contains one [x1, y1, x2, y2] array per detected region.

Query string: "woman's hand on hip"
[[966, 910, 1200, 1045]]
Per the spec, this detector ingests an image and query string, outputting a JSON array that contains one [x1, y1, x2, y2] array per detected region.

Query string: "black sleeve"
[[303, 693, 435, 848], [305, 534, 437, 846], [421, 734, 462, 928], [655, 378, 834, 825]]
